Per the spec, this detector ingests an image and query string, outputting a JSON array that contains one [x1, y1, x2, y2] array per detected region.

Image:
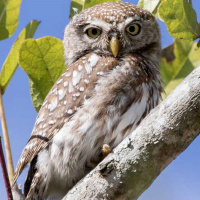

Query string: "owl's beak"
[[110, 36, 119, 57]]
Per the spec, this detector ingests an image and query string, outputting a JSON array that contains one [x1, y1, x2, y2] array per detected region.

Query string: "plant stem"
[[0, 89, 14, 185], [189, 0, 193, 6], [0, 137, 13, 200]]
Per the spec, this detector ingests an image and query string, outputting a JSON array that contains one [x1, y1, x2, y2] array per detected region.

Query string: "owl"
[[13, 2, 163, 200]]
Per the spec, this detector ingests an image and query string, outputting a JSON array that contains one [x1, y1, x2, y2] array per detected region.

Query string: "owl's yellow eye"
[[86, 28, 101, 38], [126, 24, 140, 36]]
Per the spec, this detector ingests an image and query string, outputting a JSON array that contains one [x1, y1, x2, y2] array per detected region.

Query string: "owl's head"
[[64, 2, 161, 66]]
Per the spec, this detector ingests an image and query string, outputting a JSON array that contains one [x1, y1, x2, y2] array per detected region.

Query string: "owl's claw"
[[86, 144, 112, 169], [102, 144, 111, 158]]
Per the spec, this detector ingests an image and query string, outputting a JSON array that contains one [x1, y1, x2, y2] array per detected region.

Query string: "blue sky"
[[0, 0, 200, 199]]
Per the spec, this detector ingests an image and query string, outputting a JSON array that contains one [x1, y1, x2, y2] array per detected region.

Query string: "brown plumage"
[[13, 2, 163, 199]]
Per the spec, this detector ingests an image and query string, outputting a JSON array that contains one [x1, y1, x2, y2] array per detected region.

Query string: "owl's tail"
[[24, 155, 38, 197], [25, 169, 43, 200]]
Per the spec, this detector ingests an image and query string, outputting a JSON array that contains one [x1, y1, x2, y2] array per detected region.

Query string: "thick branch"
[[63, 66, 200, 200]]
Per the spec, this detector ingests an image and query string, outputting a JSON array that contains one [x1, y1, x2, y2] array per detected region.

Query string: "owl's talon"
[[102, 144, 111, 158]]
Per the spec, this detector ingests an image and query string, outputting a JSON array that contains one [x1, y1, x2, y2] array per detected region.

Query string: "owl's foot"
[[86, 144, 112, 170], [102, 144, 111, 158]]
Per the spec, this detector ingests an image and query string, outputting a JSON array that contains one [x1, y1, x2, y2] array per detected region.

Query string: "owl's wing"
[[13, 53, 117, 184]]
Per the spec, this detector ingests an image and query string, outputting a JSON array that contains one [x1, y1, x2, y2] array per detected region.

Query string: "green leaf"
[[29, 78, 45, 112], [159, 0, 199, 40], [138, 0, 161, 14], [70, 0, 121, 18], [70, 0, 84, 18], [0, 20, 40, 94], [160, 39, 200, 98], [0, 0, 22, 40], [19, 36, 66, 111]]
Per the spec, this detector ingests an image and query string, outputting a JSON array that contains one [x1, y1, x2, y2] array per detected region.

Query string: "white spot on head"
[[86, 19, 111, 31]]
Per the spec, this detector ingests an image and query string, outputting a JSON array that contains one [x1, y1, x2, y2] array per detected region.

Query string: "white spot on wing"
[[79, 87, 85, 92], [73, 70, 78, 78], [85, 54, 99, 74], [48, 98, 58, 111], [58, 89, 66, 100], [49, 119, 56, 125], [67, 109, 73, 114], [85, 63, 92, 74], [84, 79, 89, 84], [64, 81, 68, 87], [68, 83, 74, 93], [36, 112, 45, 125], [78, 65, 83, 71], [57, 79, 63, 84], [73, 71, 82, 86]]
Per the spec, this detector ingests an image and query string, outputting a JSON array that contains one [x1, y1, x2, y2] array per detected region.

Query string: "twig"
[[0, 89, 14, 184], [0, 136, 13, 200]]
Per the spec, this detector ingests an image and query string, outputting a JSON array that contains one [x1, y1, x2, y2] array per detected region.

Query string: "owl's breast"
[[78, 54, 161, 149], [109, 83, 151, 148]]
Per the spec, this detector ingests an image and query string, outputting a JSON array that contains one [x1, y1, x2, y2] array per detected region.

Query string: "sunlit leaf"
[[19, 36, 66, 111], [0, 0, 22, 40], [29, 78, 45, 112], [159, 0, 199, 40], [161, 39, 200, 98], [0, 20, 40, 94], [70, 0, 83, 18], [138, 0, 161, 14]]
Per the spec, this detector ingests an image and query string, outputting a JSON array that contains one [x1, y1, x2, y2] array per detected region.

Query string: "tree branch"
[[63, 66, 200, 200], [0, 137, 13, 200]]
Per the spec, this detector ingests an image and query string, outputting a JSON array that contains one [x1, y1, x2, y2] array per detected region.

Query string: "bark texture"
[[63, 66, 200, 200]]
